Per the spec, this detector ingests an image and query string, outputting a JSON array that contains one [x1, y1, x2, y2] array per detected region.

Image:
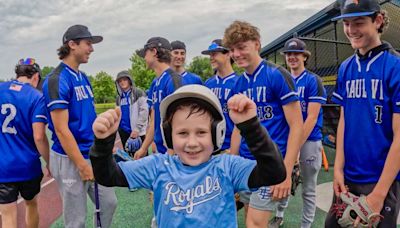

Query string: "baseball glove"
[[125, 137, 142, 156], [331, 192, 383, 228], [290, 163, 301, 196]]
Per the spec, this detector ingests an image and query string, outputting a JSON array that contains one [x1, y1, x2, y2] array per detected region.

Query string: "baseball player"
[[134, 37, 202, 159], [325, 0, 400, 227], [115, 70, 148, 156], [223, 21, 304, 227], [0, 58, 49, 228], [170, 40, 203, 84], [274, 38, 327, 228], [202, 38, 239, 154], [89, 84, 286, 227], [42, 25, 117, 228]]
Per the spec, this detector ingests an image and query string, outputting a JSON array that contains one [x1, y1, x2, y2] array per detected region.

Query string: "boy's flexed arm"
[[90, 108, 129, 187], [228, 94, 286, 188]]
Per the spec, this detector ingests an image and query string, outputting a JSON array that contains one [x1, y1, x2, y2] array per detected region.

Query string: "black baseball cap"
[[201, 39, 230, 55], [280, 38, 311, 57], [332, 0, 380, 21], [62, 25, 103, 44], [137, 37, 172, 58], [171, 40, 186, 51]]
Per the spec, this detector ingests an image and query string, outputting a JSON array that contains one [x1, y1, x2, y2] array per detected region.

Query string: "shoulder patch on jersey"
[[47, 63, 65, 100]]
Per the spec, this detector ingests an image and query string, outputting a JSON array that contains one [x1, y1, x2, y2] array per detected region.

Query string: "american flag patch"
[[9, 83, 22, 92]]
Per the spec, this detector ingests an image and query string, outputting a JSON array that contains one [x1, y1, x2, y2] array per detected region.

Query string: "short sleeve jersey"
[[205, 73, 239, 150], [42, 62, 96, 159], [293, 70, 327, 141], [232, 61, 298, 159], [331, 43, 400, 183], [0, 80, 47, 182]]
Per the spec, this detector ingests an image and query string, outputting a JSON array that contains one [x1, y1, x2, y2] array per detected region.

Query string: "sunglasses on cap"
[[18, 58, 37, 66]]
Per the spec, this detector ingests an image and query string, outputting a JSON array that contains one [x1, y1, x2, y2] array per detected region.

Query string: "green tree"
[[187, 56, 213, 82], [129, 52, 156, 91], [92, 71, 115, 103], [41, 66, 55, 78]]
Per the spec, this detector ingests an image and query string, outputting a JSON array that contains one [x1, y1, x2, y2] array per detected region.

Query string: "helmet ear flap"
[[162, 121, 173, 149]]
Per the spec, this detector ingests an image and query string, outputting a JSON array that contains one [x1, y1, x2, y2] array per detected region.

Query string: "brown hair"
[[223, 20, 261, 49], [57, 39, 82, 60], [371, 10, 390, 34], [154, 47, 171, 64]]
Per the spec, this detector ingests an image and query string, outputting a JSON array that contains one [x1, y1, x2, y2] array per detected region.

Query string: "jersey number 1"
[[374, 105, 383, 124], [1, 104, 17, 134]]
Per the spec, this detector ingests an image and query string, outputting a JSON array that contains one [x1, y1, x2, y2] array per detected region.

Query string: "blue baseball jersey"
[[233, 61, 298, 159], [148, 69, 203, 154], [119, 89, 132, 133], [0, 80, 47, 182], [42, 63, 96, 159], [293, 70, 326, 141], [119, 153, 256, 228], [147, 70, 177, 154], [331, 43, 400, 183], [181, 71, 203, 85], [205, 73, 239, 150]]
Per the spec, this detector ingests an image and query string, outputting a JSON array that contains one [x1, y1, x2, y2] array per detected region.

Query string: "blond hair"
[[223, 21, 261, 49]]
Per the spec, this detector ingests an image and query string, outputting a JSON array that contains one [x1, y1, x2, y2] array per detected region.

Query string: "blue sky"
[[0, 0, 333, 80]]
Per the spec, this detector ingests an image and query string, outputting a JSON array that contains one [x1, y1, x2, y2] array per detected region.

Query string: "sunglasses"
[[18, 58, 37, 66]]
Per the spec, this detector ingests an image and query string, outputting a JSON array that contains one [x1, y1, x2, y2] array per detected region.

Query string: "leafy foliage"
[[91, 71, 116, 103], [129, 52, 156, 91]]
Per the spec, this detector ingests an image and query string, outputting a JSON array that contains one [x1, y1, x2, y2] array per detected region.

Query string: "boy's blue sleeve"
[[390, 63, 400, 113], [45, 75, 71, 111], [32, 95, 48, 123], [332, 66, 346, 106], [118, 155, 159, 190], [147, 81, 154, 109], [225, 155, 257, 192]]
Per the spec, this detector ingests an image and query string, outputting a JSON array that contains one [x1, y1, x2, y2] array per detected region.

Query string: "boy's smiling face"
[[171, 106, 214, 166]]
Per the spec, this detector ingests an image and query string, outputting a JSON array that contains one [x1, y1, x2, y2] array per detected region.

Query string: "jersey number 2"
[[1, 104, 17, 134]]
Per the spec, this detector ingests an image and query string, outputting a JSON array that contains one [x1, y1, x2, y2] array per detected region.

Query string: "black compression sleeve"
[[89, 133, 129, 187], [236, 116, 286, 188]]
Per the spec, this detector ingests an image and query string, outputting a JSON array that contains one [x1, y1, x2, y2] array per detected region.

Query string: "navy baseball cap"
[[171, 40, 186, 50], [332, 0, 380, 21], [280, 38, 311, 57], [201, 39, 230, 55], [62, 25, 103, 44], [137, 37, 172, 58]]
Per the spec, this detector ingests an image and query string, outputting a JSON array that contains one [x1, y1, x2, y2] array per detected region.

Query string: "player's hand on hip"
[[78, 163, 94, 181], [93, 107, 121, 139], [228, 94, 257, 124], [271, 175, 291, 200], [333, 168, 347, 197]]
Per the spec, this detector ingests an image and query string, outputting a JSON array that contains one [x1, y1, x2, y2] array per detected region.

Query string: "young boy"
[[279, 38, 327, 228], [90, 84, 287, 227], [42, 25, 117, 228], [325, 0, 400, 227], [115, 70, 148, 156], [170, 40, 203, 85], [0, 58, 49, 228], [223, 21, 303, 227], [202, 38, 239, 154]]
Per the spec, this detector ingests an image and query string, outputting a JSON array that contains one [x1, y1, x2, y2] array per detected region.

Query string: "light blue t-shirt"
[[119, 153, 256, 227]]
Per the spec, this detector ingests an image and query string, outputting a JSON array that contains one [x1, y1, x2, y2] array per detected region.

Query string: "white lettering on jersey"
[[152, 90, 163, 104], [346, 79, 367, 99], [371, 79, 384, 100], [297, 86, 305, 98], [210, 88, 232, 101], [164, 176, 221, 214], [120, 97, 129, 106], [345, 79, 383, 100], [74, 86, 89, 101], [85, 85, 94, 98]]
